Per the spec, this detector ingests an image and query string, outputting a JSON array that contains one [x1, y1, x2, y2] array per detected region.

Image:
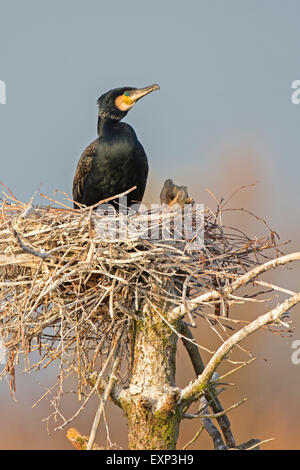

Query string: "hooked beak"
[[127, 84, 160, 103]]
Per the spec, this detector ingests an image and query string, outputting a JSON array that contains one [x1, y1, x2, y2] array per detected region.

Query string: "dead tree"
[[0, 183, 299, 450]]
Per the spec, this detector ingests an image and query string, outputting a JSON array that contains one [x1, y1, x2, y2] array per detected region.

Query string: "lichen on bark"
[[121, 308, 182, 450]]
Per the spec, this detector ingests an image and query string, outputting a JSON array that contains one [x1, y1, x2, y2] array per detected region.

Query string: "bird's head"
[[97, 84, 160, 121]]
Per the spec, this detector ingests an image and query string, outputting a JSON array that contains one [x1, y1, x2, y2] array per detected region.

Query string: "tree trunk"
[[122, 310, 181, 450]]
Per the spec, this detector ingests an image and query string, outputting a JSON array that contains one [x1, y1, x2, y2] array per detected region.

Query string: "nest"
[[0, 188, 284, 414]]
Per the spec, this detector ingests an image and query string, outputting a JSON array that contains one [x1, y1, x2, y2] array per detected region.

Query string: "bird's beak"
[[127, 84, 160, 103]]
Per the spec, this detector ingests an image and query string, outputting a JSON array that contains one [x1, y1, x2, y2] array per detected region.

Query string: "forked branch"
[[180, 290, 300, 404]]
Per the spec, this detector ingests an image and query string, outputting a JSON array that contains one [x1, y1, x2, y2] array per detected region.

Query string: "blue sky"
[[0, 0, 299, 230]]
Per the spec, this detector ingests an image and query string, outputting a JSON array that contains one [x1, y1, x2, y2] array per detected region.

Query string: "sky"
[[0, 0, 300, 219], [0, 0, 300, 449]]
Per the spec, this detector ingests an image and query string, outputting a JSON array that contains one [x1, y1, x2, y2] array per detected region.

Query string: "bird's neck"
[[97, 116, 117, 136]]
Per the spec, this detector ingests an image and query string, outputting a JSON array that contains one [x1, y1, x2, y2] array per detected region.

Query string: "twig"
[[66, 427, 103, 450], [184, 398, 247, 419], [182, 425, 204, 450], [12, 227, 52, 260], [180, 291, 300, 403], [199, 398, 227, 450], [172, 252, 300, 318], [179, 321, 236, 448], [86, 329, 125, 450]]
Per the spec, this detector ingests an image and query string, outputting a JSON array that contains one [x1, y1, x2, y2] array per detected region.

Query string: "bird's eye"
[[123, 92, 133, 106]]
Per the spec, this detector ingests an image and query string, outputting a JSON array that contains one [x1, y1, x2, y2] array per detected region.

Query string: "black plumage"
[[73, 84, 159, 209]]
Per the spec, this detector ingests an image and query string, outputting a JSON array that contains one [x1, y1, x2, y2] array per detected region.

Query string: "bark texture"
[[122, 310, 181, 450]]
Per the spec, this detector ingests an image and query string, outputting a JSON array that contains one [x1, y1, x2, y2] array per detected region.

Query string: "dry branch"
[[180, 290, 300, 403]]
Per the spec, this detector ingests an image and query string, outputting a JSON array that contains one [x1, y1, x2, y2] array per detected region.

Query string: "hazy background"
[[0, 0, 299, 449]]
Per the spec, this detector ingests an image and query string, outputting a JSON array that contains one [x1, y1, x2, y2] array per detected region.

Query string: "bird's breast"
[[95, 135, 136, 167], [87, 135, 139, 190]]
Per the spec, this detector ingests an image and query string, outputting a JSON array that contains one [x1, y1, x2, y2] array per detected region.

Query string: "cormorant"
[[73, 84, 159, 209], [160, 179, 194, 207]]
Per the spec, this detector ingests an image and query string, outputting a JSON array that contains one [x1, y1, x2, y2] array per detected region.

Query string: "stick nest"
[[0, 189, 283, 398]]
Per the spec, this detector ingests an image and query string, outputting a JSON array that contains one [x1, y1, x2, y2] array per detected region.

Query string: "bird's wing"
[[72, 140, 97, 207]]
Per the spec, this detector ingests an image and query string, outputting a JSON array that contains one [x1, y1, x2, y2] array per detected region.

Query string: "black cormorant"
[[73, 84, 159, 209]]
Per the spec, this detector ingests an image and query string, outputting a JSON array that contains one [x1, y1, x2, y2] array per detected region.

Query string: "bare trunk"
[[123, 311, 181, 450]]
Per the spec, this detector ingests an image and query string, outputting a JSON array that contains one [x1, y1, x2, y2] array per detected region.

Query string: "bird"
[[72, 84, 159, 210], [160, 179, 194, 207]]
